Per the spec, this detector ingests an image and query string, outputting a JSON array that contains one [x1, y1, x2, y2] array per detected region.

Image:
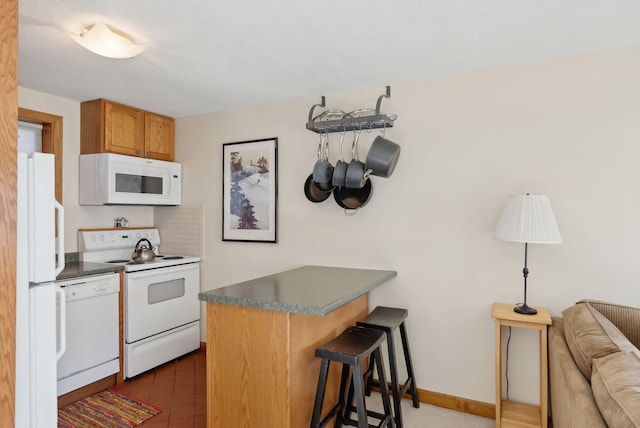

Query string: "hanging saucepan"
[[312, 132, 333, 187], [304, 174, 332, 203], [311, 109, 344, 191], [365, 134, 401, 178], [311, 132, 334, 192], [333, 177, 373, 214], [305, 133, 333, 202], [332, 131, 348, 187], [344, 129, 370, 189]]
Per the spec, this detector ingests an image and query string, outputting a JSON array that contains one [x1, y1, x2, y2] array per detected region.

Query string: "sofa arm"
[[578, 299, 640, 349], [548, 318, 608, 428]]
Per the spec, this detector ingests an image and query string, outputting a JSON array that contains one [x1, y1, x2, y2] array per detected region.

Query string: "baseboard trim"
[[370, 382, 495, 420], [415, 387, 495, 419]]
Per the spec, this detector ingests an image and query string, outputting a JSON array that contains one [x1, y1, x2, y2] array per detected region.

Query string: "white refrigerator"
[[15, 152, 65, 427]]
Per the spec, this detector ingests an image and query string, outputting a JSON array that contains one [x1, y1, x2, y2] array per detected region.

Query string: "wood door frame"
[[0, 0, 18, 425], [18, 108, 63, 203]]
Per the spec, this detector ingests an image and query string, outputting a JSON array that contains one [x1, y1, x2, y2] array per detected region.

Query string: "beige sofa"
[[548, 299, 640, 427]]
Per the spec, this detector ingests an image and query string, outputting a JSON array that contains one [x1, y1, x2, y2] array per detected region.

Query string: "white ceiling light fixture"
[[69, 21, 147, 59]]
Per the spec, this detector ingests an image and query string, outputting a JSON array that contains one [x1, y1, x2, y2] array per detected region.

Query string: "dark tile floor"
[[111, 348, 207, 428]]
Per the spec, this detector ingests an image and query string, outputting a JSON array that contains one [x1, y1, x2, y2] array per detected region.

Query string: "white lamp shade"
[[70, 22, 147, 59], [495, 194, 562, 244]]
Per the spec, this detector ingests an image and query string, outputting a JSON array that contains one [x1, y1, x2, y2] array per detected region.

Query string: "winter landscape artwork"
[[222, 138, 278, 242]]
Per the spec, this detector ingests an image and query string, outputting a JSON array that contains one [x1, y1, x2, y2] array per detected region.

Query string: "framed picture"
[[222, 137, 278, 243]]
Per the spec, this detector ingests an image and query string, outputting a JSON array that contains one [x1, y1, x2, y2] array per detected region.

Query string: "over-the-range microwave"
[[79, 153, 181, 206]]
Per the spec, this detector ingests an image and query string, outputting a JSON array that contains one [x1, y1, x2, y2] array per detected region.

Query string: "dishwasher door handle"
[[56, 285, 66, 361]]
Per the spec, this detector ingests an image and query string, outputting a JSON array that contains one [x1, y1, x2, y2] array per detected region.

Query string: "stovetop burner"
[[103, 254, 198, 271], [78, 228, 200, 273], [113, 255, 186, 265]]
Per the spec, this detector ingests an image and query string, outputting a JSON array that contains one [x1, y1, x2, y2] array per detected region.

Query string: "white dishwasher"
[[56, 272, 120, 396]]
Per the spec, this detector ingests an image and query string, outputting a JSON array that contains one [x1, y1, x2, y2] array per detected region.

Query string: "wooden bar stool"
[[310, 325, 394, 428], [357, 306, 419, 428]]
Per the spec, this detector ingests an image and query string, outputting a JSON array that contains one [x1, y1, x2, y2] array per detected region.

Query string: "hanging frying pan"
[[333, 178, 373, 213], [304, 174, 332, 203]]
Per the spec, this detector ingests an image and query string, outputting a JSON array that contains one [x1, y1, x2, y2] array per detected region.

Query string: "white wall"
[[177, 46, 640, 405], [18, 88, 154, 252], [19, 45, 640, 406]]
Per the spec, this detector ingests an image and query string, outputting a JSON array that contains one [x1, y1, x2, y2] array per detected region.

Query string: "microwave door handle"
[[54, 200, 65, 276], [56, 285, 66, 361]]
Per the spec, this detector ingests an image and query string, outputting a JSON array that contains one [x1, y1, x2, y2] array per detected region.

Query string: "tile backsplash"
[[154, 203, 205, 259]]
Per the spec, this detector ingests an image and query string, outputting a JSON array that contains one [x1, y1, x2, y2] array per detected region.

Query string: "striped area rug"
[[58, 389, 161, 427]]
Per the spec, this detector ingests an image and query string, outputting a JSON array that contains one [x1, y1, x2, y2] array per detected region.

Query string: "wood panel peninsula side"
[[198, 265, 397, 428]]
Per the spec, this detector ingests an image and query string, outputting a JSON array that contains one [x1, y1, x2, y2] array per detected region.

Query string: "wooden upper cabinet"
[[144, 112, 175, 161], [81, 99, 175, 161], [104, 102, 145, 156]]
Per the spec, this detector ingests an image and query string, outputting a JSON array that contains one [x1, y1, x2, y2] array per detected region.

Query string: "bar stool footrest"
[[398, 379, 419, 408], [340, 407, 392, 428], [317, 402, 343, 428], [364, 377, 419, 407]]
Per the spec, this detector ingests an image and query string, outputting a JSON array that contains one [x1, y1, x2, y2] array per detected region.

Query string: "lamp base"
[[514, 303, 538, 315]]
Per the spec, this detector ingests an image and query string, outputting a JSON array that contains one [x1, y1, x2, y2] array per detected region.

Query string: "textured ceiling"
[[18, 0, 640, 118]]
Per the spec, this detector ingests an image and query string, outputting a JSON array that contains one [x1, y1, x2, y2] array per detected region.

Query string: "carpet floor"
[[366, 391, 495, 428]]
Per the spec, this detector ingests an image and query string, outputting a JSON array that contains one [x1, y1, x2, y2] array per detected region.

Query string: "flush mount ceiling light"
[[69, 21, 147, 59]]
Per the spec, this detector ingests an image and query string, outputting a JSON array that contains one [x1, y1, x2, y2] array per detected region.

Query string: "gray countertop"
[[56, 261, 124, 281], [198, 265, 397, 316]]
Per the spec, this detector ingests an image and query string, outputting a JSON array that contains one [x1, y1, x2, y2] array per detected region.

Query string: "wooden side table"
[[491, 303, 552, 428]]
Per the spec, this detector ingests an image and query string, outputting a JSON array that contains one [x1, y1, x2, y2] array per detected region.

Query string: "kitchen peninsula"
[[198, 265, 397, 427]]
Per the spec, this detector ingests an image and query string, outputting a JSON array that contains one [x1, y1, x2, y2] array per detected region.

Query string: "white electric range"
[[79, 228, 201, 378]]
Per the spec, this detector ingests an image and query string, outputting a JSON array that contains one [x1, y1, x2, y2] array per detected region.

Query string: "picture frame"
[[222, 137, 278, 243]]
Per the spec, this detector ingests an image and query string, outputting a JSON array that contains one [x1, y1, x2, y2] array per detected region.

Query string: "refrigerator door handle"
[[54, 200, 65, 277], [56, 285, 66, 361]]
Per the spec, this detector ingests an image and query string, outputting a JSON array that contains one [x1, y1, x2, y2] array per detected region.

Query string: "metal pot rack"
[[306, 86, 396, 134]]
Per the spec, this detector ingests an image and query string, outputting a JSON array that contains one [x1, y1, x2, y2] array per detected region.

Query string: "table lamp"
[[495, 194, 562, 315]]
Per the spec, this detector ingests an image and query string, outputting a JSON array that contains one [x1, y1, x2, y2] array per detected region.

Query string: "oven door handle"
[[126, 262, 199, 278]]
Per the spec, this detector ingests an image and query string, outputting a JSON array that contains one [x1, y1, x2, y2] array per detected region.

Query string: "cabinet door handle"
[[136, 149, 142, 154], [147, 152, 151, 156]]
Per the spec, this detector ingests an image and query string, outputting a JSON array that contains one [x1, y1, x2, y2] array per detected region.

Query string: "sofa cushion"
[[591, 351, 640, 428], [562, 302, 637, 379], [578, 299, 640, 350]]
